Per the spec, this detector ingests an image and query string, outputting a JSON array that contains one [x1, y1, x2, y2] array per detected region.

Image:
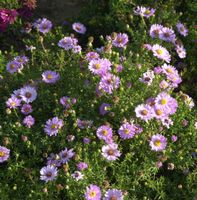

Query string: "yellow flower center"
[[94, 63, 101, 69], [166, 68, 173, 73], [102, 130, 108, 135], [145, 10, 151, 14], [11, 102, 16, 107], [156, 109, 163, 116], [154, 140, 161, 147], [51, 124, 57, 129], [89, 191, 96, 198], [156, 49, 163, 55], [161, 99, 167, 105], [10, 64, 15, 69], [108, 149, 114, 156], [124, 129, 130, 134], [0, 151, 5, 157], [141, 110, 148, 116], [180, 27, 184, 32], [47, 74, 53, 80]]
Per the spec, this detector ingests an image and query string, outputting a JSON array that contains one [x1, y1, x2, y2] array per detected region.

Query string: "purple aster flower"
[[72, 22, 86, 34], [118, 123, 135, 139], [115, 64, 123, 73], [176, 23, 188, 37], [99, 73, 120, 94], [159, 80, 169, 89], [6, 61, 20, 73], [72, 45, 82, 54], [99, 103, 110, 116], [0, 146, 10, 163], [85, 52, 100, 61], [112, 33, 129, 48], [139, 70, 155, 86], [85, 184, 101, 200], [103, 189, 123, 200], [102, 143, 121, 161], [14, 55, 29, 65], [59, 148, 75, 164], [34, 18, 52, 34], [77, 119, 93, 129], [83, 137, 90, 144], [152, 44, 171, 63], [60, 96, 72, 109], [77, 162, 88, 171], [143, 44, 152, 50], [155, 92, 173, 109], [171, 135, 178, 142], [21, 104, 33, 115], [23, 115, 35, 128], [134, 6, 155, 18], [58, 36, 78, 50], [47, 153, 61, 167], [161, 117, 173, 129], [149, 134, 167, 151], [133, 124, 143, 134], [135, 104, 154, 122], [42, 70, 60, 84], [40, 165, 58, 182], [149, 24, 163, 38], [6, 96, 21, 109], [175, 45, 186, 58], [44, 117, 64, 136], [154, 66, 163, 74], [166, 73, 182, 88], [159, 27, 176, 42], [153, 106, 168, 120], [71, 171, 84, 181], [96, 125, 113, 142], [20, 86, 37, 103], [161, 64, 178, 76]]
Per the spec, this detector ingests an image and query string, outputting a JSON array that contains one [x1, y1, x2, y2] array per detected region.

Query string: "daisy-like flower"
[[166, 73, 182, 88], [99, 103, 110, 116], [58, 36, 78, 50], [40, 165, 58, 182], [59, 148, 75, 164], [112, 33, 129, 48], [42, 70, 60, 84], [0, 146, 10, 163], [71, 171, 84, 181], [14, 55, 29, 65], [175, 45, 186, 58], [96, 125, 113, 141], [73, 45, 82, 54], [153, 106, 167, 120], [159, 80, 169, 89], [149, 134, 167, 151], [44, 117, 63, 136], [161, 64, 178, 76], [176, 23, 188, 37], [103, 189, 123, 200], [72, 22, 86, 34], [118, 123, 135, 139], [155, 92, 172, 109], [6, 96, 21, 109], [34, 18, 52, 34], [23, 115, 35, 128], [20, 86, 37, 103], [21, 104, 33, 115], [139, 70, 155, 86], [159, 27, 176, 42], [102, 143, 121, 161], [134, 6, 155, 18], [85, 52, 100, 61], [149, 24, 163, 38], [47, 153, 62, 167], [161, 117, 174, 129], [85, 184, 101, 200], [135, 104, 153, 122], [99, 73, 120, 94], [6, 61, 20, 73], [152, 44, 171, 63], [77, 162, 88, 171]]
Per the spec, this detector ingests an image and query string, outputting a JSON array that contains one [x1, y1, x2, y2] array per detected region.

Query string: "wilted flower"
[[175, 45, 186, 58], [71, 171, 84, 181], [139, 70, 155, 86], [134, 6, 155, 18], [40, 165, 58, 182], [171, 135, 178, 142]]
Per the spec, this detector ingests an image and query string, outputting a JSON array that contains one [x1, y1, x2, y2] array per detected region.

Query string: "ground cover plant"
[[0, 0, 197, 199]]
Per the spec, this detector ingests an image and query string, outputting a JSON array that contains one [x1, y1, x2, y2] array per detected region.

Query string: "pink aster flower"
[[176, 23, 188, 37], [149, 24, 163, 38], [134, 6, 155, 18], [175, 45, 186, 58], [85, 184, 101, 200], [102, 143, 121, 161], [72, 22, 86, 34], [149, 134, 167, 151], [77, 162, 88, 171], [42, 70, 60, 84], [112, 33, 129, 48], [85, 52, 100, 61], [139, 70, 155, 86], [21, 104, 33, 115], [40, 165, 58, 182], [171, 135, 178, 142], [59, 148, 75, 164], [96, 125, 113, 142], [58, 36, 78, 50], [159, 80, 169, 89], [159, 27, 176, 42], [6, 96, 21, 109], [161, 117, 174, 129], [155, 92, 173, 109], [152, 44, 171, 63], [23, 115, 35, 128], [161, 63, 178, 76], [153, 106, 168, 120], [118, 122, 135, 139], [20, 86, 37, 103], [135, 104, 154, 122], [0, 146, 10, 163], [103, 189, 123, 200], [71, 171, 84, 181]]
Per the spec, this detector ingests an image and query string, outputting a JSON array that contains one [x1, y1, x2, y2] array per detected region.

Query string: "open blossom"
[[0, 146, 10, 163], [161, 64, 178, 76], [58, 36, 78, 50], [102, 143, 121, 161], [34, 18, 52, 33], [161, 117, 174, 129], [96, 125, 113, 142], [149, 134, 167, 151], [159, 27, 176, 42], [159, 80, 169, 89], [85, 184, 101, 200], [118, 123, 135, 139], [71, 171, 84, 181], [6, 96, 21, 109], [23, 115, 35, 128], [6, 61, 21, 73], [134, 6, 155, 18], [77, 162, 88, 171], [40, 165, 58, 182], [149, 24, 163, 38], [112, 33, 129, 48], [152, 44, 171, 63], [139, 70, 155, 85], [21, 104, 33, 115], [175, 45, 186, 58], [42, 70, 60, 83], [135, 104, 154, 122], [103, 189, 123, 200], [176, 23, 188, 37], [72, 22, 86, 34], [44, 117, 63, 136], [85, 52, 100, 61], [20, 86, 37, 103], [59, 148, 75, 164], [14, 56, 29, 65]]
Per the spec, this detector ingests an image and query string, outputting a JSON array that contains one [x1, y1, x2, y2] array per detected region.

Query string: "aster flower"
[[85, 184, 101, 200], [153, 106, 167, 120], [139, 70, 155, 86], [14, 55, 29, 65], [83, 137, 90, 144], [175, 45, 186, 58], [77, 162, 88, 171], [133, 124, 143, 134], [23, 115, 35, 128], [72, 45, 82, 54], [134, 6, 155, 18], [59, 148, 75, 164], [102, 143, 121, 161], [159, 80, 169, 89], [72, 22, 86, 34], [99, 73, 120, 94], [6, 61, 20, 73], [20, 86, 37, 103], [47, 153, 62, 167], [118, 123, 135, 139], [149, 24, 163, 38], [176, 23, 188, 37], [155, 92, 173, 109], [96, 125, 113, 141], [99, 103, 110, 116], [161, 117, 174, 129], [42, 70, 60, 84], [60, 96, 71, 109], [159, 27, 176, 42], [34, 18, 52, 34], [6, 96, 21, 109], [77, 119, 93, 129], [40, 165, 58, 182], [44, 117, 63, 136], [152, 44, 171, 63], [166, 73, 182, 88], [103, 189, 123, 200], [58, 36, 78, 50], [85, 52, 100, 61], [0, 146, 10, 163], [135, 104, 153, 122], [171, 135, 178, 142], [112, 33, 129, 48], [149, 134, 167, 151], [71, 171, 84, 181], [21, 104, 33, 115], [161, 64, 178, 76]]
